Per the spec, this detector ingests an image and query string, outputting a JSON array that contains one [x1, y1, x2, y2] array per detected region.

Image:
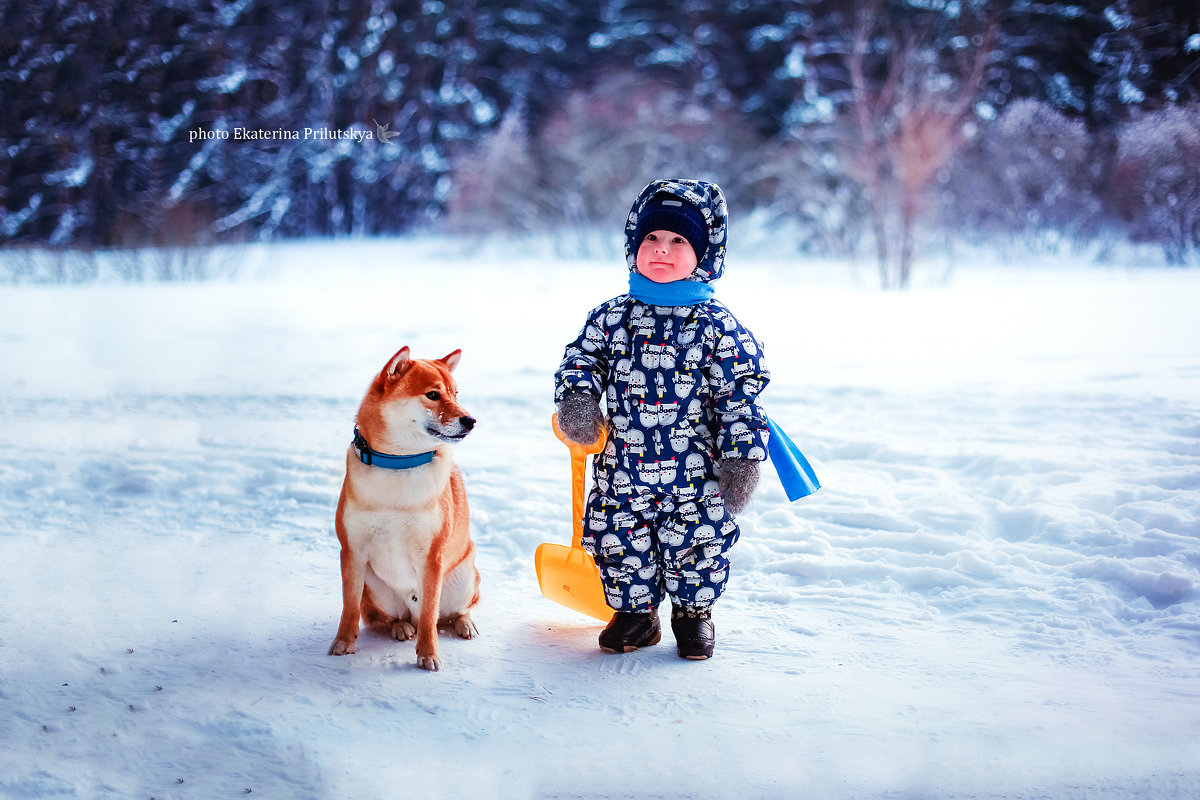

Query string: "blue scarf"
[[626, 272, 820, 502], [627, 273, 715, 306], [765, 417, 821, 501]]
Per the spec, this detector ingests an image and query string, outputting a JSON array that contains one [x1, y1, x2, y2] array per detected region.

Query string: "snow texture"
[[1, 240, 1198, 799]]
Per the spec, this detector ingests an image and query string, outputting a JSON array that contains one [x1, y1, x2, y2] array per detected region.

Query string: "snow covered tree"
[[987, 0, 1200, 125], [743, 125, 868, 259], [1111, 104, 1200, 264], [538, 72, 764, 236], [444, 109, 542, 234], [3, 0, 1198, 259], [944, 98, 1102, 253]]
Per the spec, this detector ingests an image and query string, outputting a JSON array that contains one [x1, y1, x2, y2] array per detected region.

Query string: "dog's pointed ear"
[[384, 346, 412, 380], [439, 349, 462, 373]]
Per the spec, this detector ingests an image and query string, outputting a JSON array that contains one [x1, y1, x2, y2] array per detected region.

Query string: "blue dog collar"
[[352, 428, 435, 470]]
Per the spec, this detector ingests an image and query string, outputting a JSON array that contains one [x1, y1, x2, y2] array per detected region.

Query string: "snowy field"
[[1, 239, 1198, 799]]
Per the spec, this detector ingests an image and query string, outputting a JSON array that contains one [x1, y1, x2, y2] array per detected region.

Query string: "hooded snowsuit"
[[553, 179, 770, 612]]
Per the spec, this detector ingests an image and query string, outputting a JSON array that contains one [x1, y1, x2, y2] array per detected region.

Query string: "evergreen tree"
[[2, 0, 1197, 255]]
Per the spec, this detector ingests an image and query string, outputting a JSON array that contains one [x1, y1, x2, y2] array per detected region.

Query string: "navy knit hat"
[[633, 193, 709, 262]]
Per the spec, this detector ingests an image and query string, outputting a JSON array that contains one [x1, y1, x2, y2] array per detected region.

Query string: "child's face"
[[635, 230, 698, 283]]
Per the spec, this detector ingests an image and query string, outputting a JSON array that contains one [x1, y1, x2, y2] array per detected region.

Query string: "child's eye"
[[426, 391, 441, 401], [672, 236, 686, 244]]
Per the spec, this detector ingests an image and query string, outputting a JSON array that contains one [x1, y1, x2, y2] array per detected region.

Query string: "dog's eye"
[[425, 391, 441, 401]]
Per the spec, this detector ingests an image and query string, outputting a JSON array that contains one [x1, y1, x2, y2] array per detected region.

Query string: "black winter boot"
[[671, 604, 715, 660], [598, 610, 661, 653]]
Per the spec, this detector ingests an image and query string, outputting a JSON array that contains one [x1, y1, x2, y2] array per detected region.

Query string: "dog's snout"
[[460, 416, 476, 431]]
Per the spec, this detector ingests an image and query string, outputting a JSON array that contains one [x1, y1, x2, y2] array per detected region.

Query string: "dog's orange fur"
[[328, 347, 479, 671]]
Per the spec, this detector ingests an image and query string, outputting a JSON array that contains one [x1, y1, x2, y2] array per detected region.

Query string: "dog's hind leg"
[[362, 586, 416, 641], [441, 612, 479, 639], [437, 557, 480, 640]]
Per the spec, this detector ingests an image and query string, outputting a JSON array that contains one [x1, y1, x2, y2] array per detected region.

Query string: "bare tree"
[[845, 0, 993, 288]]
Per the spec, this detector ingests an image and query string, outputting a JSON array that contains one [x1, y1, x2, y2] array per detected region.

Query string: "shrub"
[[942, 98, 1102, 254], [1111, 104, 1200, 264]]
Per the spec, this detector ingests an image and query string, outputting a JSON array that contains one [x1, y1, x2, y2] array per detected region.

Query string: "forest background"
[[3, 0, 1200, 288]]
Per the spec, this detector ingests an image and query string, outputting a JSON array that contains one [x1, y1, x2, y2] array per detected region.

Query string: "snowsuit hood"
[[625, 178, 728, 283]]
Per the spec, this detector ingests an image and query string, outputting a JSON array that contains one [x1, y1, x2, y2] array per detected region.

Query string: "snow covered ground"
[[1, 239, 1198, 799]]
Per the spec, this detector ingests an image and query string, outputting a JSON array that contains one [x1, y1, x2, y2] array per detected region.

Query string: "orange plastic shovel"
[[535, 413, 614, 621]]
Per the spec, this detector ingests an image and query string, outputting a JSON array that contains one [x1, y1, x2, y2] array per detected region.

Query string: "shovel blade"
[[535, 542, 613, 622]]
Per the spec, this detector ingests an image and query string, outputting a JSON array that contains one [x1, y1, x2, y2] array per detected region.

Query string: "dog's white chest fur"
[[342, 452, 448, 614], [354, 509, 435, 587]]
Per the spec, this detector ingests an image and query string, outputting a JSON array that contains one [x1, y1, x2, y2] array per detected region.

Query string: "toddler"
[[553, 178, 771, 660]]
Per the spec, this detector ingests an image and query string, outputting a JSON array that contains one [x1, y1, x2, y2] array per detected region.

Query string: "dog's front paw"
[[416, 654, 441, 672], [388, 619, 417, 641], [328, 637, 356, 656]]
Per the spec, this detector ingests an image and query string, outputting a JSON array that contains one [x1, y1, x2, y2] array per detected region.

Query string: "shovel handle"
[[552, 412, 607, 550]]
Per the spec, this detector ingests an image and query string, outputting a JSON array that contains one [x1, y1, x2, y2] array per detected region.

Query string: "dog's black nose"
[[460, 416, 476, 431]]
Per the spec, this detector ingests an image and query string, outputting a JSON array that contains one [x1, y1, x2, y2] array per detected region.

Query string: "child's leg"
[[584, 488, 665, 652], [582, 488, 664, 612], [658, 491, 740, 609], [658, 491, 740, 659]]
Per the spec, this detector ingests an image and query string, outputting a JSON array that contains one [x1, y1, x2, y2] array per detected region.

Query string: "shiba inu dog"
[[328, 346, 479, 671]]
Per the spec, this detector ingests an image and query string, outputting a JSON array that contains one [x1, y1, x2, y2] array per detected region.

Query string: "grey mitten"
[[556, 393, 603, 445], [717, 458, 760, 515]]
